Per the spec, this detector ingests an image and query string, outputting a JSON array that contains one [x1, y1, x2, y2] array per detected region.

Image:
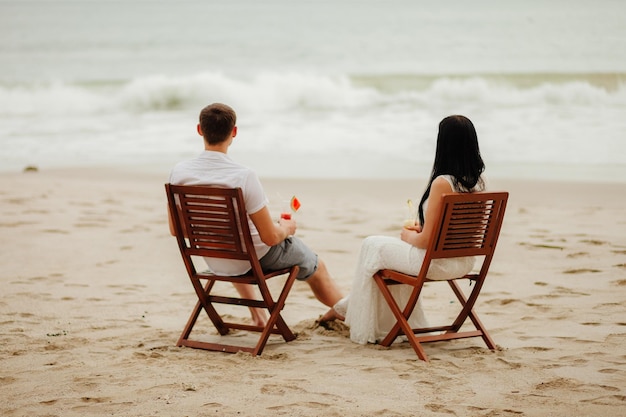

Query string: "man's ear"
[[197, 124, 203, 136], [232, 126, 237, 138]]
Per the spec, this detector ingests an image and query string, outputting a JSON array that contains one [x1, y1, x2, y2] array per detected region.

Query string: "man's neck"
[[205, 143, 229, 154]]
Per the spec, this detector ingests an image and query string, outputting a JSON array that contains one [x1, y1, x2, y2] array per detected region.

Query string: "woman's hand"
[[401, 224, 422, 246], [408, 176, 454, 249]]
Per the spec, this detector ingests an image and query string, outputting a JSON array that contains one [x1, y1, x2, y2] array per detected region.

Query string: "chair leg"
[[448, 280, 496, 350], [178, 280, 227, 347], [377, 285, 420, 347], [273, 316, 297, 342], [251, 272, 297, 355], [373, 272, 429, 361], [197, 279, 229, 335], [177, 298, 202, 347]]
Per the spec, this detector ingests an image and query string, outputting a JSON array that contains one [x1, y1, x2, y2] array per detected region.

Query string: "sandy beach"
[[1, 167, 625, 416]]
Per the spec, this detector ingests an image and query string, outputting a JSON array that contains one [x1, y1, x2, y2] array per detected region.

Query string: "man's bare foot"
[[250, 308, 268, 327], [252, 317, 267, 327]]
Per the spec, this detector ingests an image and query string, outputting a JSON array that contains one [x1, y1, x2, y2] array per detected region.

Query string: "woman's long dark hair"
[[417, 115, 485, 226]]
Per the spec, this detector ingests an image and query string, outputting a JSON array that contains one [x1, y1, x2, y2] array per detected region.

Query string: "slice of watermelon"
[[290, 196, 301, 212]]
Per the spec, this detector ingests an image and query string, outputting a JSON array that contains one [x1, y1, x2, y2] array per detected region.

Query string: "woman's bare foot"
[[318, 307, 344, 323]]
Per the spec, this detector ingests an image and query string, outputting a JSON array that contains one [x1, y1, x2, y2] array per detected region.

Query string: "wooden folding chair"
[[165, 184, 299, 356], [373, 191, 508, 361]]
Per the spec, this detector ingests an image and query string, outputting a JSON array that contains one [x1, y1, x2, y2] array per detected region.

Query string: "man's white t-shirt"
[[168, 151, 271, 275]]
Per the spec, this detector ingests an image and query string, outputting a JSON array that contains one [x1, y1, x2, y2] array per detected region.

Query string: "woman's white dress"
[[336, 175, 485, 344]]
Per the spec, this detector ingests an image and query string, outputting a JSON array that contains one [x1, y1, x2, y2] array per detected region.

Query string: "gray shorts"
[[259, 236, 318, 280]]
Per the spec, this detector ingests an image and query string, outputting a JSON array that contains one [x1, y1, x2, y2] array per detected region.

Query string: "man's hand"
[[278, 217, 296, 237], [251, 206, 295, 246]]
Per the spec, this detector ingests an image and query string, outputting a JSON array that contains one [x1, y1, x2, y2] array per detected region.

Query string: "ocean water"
[[1, 0, 625, 181]]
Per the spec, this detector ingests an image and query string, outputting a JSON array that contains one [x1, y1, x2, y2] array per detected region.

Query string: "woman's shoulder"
[[432, 175, 455, 192], [434, 175, 455, 189], [434, 174, 487, 192]]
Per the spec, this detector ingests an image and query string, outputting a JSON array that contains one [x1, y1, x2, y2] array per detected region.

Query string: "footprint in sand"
[[562, 268, 602, 274], [74, 222, 108, 228], [566, 251, 589, 258], [425, 403, 455, 414], [77, 396, 112, 404], [331, 227, 353, 235], [518, 242, 565, 250], [496, 357, 523, 369], [266, 401, 335, 412], [581, 394, 626, 406], [260, 383, 306, 395], [0, 221, 37, 227], [119, 225, 151, 233], [580, 239, 608, 246], [516, 346, 552, 353], [556, 355, 589, 365], [485, 298, 522, 306], [0, 376, 17, 385], [522, 302, 551, 312], [39, 399, 59, 405], [325, 248, 350, 254], [248, 373, 274, 380], [42, 228, 70, 234], [96, 259, 120, 267], [534, 377, 581, 391]]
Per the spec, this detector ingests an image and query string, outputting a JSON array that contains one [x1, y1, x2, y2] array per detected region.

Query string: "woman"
[[322, 115, 487, 344]]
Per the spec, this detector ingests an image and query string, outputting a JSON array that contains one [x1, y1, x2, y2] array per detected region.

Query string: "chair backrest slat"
[[166, 184, 259, 265], [430, 192, 508, 259]]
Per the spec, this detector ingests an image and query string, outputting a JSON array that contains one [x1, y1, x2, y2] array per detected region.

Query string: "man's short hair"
[[199, 103, 237, 145]]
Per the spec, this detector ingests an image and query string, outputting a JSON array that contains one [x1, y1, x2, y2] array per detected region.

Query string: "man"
[[168, 103, 343, 326]]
